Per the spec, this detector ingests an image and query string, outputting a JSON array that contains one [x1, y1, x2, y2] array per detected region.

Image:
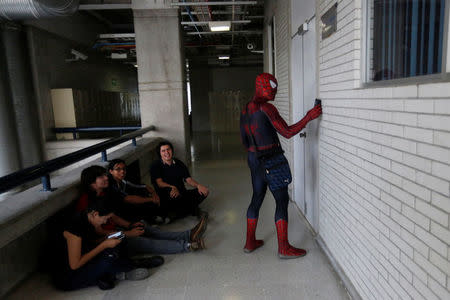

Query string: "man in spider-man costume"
[[240, 73, 322, 258]]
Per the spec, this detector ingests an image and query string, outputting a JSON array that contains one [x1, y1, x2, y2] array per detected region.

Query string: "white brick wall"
[[272, 0, 291, 161], [317, 0, 450, 299]]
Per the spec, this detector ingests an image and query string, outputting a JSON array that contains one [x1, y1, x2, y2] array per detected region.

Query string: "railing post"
[[101, 150, 107, 162], [132, 138, 137, 146], [72, 132, 77, 140], [41, 174, 52, 192]]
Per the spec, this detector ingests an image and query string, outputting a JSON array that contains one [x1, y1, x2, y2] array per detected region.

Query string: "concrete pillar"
[[0, 24, 21, 177], [132, 0, 190, 163], [2, 23, 44, 169]]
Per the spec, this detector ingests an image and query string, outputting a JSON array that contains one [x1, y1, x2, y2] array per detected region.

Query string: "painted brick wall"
[[318, 0, 450, 299], [266, 0, 294, 174]]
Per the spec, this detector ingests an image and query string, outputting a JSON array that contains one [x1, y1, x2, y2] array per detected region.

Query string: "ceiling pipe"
[[206, 0, 213, 20], [0, 0, 79, 20], [183, 0, 202, 38], [231, 0, 235, 47]]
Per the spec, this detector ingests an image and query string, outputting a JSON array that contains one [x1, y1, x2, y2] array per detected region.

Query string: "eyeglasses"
[[113, 167, 126, 171]]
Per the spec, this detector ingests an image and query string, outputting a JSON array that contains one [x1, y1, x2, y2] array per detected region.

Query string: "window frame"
[[361, 0, 450, 88]]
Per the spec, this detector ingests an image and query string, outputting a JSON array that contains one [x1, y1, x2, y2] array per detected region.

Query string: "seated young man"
[[150, 141, 209, 223], [107, 159, 161, 223]]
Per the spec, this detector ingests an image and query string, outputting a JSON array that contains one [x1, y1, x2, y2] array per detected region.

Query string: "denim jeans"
[[55, 249, 133, 291], [125, 223, 191, 255]]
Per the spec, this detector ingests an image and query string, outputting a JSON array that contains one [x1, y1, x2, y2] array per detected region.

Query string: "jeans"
[[158, 188, 206, 219], [246, 152, 289, 221], [125, 223, 191, 255], [55, 249, 132, 291]]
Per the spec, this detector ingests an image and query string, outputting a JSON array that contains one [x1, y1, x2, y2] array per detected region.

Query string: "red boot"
[[275, 219, 307, 259], [244, 218, 264, 253]]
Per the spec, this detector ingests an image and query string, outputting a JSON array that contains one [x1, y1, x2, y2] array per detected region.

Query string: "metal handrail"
[[0, 126, 155, 193], [54, 126, 142, 139]]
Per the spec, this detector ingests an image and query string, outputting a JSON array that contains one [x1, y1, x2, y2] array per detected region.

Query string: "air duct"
[[0, 0, 79, 21]]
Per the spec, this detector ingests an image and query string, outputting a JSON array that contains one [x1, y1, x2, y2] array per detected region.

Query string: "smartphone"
[[314, 99, 322, 106], [107, 231, 124, 239]]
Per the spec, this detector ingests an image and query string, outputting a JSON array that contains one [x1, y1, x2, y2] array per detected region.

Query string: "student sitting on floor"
[[53, 202, 149, 291], [107, 159, 162, 224], [150, 141, 209, 223], [76, 165, 208, 258]]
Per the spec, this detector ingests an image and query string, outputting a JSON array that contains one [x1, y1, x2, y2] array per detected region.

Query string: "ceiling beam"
[[181, 11, 249, 15], [181, 20, 250, 25], [172, 1, 258, 6], [78, 4, 132, 10], [99, 33, 135, 39], [186, 30, 262, 35]]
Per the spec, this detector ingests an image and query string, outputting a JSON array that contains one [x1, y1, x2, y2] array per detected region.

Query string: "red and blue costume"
[[240, 73, 322, 258]]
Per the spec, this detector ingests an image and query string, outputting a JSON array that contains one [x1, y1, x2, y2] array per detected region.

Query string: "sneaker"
[[154, 216, 164, 224], [115, 268, 149, 281], [97, 275, 115, 290], [190, 215, 208, 242], [132, 255, 165, 268], [188, 238, 206, 251]]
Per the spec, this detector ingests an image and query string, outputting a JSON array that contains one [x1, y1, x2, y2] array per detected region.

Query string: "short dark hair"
[[157, 141, 174, 158], [80, 165, 107, 192], [85, 200, 112, 216], [107, 159, 126, 171]]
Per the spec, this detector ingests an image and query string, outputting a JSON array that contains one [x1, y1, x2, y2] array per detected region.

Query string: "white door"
[[291, 17, 319, 231], [292, 34, 306, 219]]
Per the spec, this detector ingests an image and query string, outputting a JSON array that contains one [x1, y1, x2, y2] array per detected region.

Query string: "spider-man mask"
[[253, 73, 278, 102]]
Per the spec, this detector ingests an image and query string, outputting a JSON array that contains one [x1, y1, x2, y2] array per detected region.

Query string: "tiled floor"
[[7, 133, 350, 300]]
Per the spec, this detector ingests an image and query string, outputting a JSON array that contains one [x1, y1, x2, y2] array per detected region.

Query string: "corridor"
[[7, 133, 349, 300]]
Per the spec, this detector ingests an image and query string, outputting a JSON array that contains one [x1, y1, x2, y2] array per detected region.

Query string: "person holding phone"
[[240, 73, 322, 258], [76, 166, 208, 257], [53, 202, 149, 291]]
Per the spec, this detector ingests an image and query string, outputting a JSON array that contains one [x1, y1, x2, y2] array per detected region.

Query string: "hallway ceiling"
[[79, 0, 264, 67]]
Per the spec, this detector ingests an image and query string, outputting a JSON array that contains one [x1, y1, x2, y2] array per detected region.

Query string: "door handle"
[[300, 132, 306, 138]]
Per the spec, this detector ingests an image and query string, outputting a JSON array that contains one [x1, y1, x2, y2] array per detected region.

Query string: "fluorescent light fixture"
[[209, 21, 231, 32], [218, 55, 230, 60]]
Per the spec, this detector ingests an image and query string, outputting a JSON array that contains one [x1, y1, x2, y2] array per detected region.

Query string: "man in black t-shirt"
[[150, 141, 209, 222]]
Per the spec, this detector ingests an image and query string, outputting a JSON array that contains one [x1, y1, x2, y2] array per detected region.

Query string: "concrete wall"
[[27, 25, 138, 142], [317, 0, 450, 299], [133, 7, 190, 164], [190, 66, 261, 132]]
